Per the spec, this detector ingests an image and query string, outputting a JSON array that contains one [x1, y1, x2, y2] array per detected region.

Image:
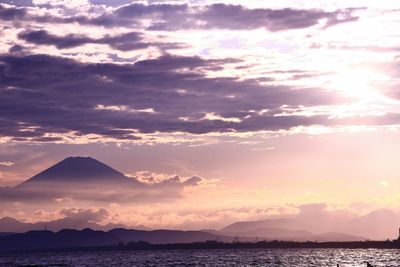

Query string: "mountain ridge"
[[0, 228, 224, 253], [0, 216, 150, 233]]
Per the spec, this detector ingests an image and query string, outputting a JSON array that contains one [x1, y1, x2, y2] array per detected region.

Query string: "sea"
[[0, 248, 399, 267]]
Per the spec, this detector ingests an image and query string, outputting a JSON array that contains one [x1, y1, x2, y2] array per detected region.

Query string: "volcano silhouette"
[[19, 157, 131, 185], [3, 157, 185, 203], [16, 157, 138, 193]]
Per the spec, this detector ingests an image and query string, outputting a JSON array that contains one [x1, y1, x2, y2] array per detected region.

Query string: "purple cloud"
[[0, 3, 363, 31], [18, 30, 185, 51], [0, 53, 351, 142]]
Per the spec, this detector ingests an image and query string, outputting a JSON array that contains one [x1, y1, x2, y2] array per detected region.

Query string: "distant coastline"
[[3, 239, 400, 254]]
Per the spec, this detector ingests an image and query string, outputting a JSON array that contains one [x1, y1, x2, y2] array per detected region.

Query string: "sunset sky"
[[1, 0, 400, 231]]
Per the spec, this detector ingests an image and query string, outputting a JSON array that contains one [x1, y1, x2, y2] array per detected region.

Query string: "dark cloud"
[[148, 4, 362, 31], [0, 53, 352, 142], [0, 4, 26, 20], [0, 3, 363, 31], [8, 44, 25, 53], [18, 30, 185, 51], [18, 30, 96, 49], [0, 1, 33, 7]]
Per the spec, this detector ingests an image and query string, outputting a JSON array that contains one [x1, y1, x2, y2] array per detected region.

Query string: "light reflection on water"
[[1, 248, 400, 266]]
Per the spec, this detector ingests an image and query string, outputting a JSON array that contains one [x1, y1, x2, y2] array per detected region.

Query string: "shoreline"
[[2, 240, 400, 254]]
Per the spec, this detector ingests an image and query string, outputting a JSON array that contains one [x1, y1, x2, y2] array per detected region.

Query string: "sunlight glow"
[[330, 68, 389, 102]]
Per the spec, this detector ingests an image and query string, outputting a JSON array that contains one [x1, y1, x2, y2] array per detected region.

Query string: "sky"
[[1, 0, 400, 233]]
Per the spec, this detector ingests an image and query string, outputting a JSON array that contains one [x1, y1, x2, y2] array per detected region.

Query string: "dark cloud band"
[[0, 3, 363, 31], [0, 53, 357, 142], [17, 30, 185, 51]]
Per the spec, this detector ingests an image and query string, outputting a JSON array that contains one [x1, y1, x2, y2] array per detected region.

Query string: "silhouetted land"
[[36, 240, 400, 254], [1, 228, 400, 254]]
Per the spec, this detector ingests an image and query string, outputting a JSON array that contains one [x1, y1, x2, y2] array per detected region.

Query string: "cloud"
[[18, 30, 96, 49], [0, 161, 14, 166], [8, 44, 25, 54], [375, 59, 400, 100], [0, 174, 205, 203], [0, 207, 119, 232], [311, 43, 400, 53], [146, 4, 362, 31], [296, 203, 327, 215], [18, 30, 185, 51], [0, 3, 363, 31], [0, 4, 27, 20], [114, 5, 361, 31], [58, 207, 110, 223], [0, 53, 352, 143]]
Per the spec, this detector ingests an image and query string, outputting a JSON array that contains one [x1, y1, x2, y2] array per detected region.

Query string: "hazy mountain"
[[219, 227, 365, 242], [223, 227, 311, 240], [4, 156, 198, 203], [339, 209, 400, 240], [127, 224, 152, 231], [6, 156, 147, 203], [220, 218, 297, 233], [0, 217, 30, 233], [0, 228, 222, 253], [16, 156, 136, 189], [221, 209, 400, 241]]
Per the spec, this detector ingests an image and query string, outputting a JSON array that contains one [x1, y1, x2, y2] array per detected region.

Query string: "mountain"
[[221, 218, 298, 233], [219, 227, 365, 242], [0, 217, 30, 232], [0, 233, 14, 237], [0, 216, 133, 233], [0, 229, 120, 253], [10, 156, 143, 202], [223, 227, 312, 240], [16, 156, 135, 188], [0, 228, 223, 253], [339, 209, 400, 240], [108, 228, 222, 244], [221, 219, 367, 241]]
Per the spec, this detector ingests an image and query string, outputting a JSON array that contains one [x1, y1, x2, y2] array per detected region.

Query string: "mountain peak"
[[61, 156, 103, 165], [64, 156, 95, 160], [16, 156, 132, 187], [0, 217, 20, 224]]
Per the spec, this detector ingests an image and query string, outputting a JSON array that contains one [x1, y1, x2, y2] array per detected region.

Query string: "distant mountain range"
[[0, 216, 149, 233], [220, 208, 400, 241], [0, 217, 366, 247], [0, 228, 398, 253], [0, 228, 223, 253]]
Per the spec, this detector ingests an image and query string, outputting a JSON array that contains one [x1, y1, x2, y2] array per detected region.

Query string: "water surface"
[[1, 248, 399, 266]]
